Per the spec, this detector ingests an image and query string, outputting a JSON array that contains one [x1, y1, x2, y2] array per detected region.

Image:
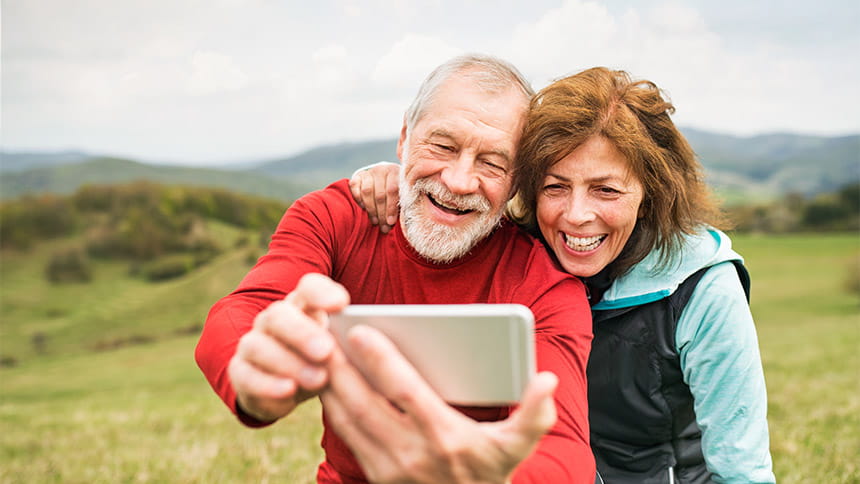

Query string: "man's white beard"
[[399, 172, 504, 264]]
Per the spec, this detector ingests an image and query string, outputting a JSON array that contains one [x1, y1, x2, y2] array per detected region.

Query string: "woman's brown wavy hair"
[[510, 67, 728, 278]]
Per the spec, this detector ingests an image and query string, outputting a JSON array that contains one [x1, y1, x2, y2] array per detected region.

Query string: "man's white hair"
[[403, 53, 534, 134]]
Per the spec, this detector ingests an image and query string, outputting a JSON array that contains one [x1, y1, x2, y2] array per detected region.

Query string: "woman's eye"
[[597, 186, 621, 195], [542, 183, 566, 194]]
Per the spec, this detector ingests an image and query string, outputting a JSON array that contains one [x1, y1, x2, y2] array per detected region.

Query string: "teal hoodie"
[[595, 228, 776, 483]]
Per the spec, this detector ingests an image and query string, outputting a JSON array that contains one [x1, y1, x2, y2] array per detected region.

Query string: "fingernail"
[[386, 216, 397, 225], [275, 378, 296, 396], [346, 325, 374, 350], [299, 366, 325, 387], [371, 217, 379, 225], [307, 336, 333, 360]]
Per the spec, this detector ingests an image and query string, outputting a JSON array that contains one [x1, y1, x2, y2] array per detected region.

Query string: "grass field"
[[1, 232, 858, 483]]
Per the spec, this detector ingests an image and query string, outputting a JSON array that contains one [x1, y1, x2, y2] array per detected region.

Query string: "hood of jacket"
[[592, 228, 743, 310]]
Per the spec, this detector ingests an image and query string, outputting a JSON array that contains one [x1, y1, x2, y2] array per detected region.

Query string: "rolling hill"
[[252, 138, 399, 187], [2, 129, 857, 203], [683, 129, 859, 199], [0, 156, 314, 202], [0, 150, 93, 172]]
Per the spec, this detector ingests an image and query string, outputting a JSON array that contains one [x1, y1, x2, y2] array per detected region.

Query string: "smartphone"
[[329, 304, 535, 406]]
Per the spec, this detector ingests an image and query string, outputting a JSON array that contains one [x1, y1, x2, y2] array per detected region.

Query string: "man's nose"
[[440, 155, 479, 194]]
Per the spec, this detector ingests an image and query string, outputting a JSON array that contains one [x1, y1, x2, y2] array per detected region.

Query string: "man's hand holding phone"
[[227, 273, 349, 422], [322, 323, 559, 484]]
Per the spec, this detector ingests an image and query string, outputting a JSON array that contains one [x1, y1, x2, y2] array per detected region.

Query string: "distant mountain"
[[0, 157, 313, 202], [683, 129, 859, 199], [0, 150, 93, 173], [248, 130, 858, 200], [253, 138, 399, 187], [2, 130, 856, 203]]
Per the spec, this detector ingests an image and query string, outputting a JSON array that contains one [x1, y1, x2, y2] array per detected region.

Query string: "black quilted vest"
[[587, 262, 750, 484]]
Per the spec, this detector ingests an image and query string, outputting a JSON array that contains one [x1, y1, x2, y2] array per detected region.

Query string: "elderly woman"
[[351, 67, 775, 483]]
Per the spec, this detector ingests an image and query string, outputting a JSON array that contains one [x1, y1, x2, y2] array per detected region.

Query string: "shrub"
[[844, 255, 860, 303], [141, 254, 195, 281], [173, 322, 203, 336], [1, 195, 78, 250], [245, 248, 262, 266], [31, 332, 49, 354], [91, 334, 156, 352], [234, 235, 250, 248], [0, 355, 18, 368], [45, 247, 93, 283], [259, 228, 273, 249]]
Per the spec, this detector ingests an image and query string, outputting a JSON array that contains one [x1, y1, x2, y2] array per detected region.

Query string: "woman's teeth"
[[564, 234, 605, 252]]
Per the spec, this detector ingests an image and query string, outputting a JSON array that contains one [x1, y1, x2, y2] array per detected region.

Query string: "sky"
[[2, 0, 859, 165]]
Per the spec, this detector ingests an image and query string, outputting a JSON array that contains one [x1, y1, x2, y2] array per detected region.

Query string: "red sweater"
[[195, 180, 595, 483]]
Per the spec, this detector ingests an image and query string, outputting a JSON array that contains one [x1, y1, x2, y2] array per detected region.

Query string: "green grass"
[[732, 233, 860, 482], [1, 232, 858, 482], [0, 225, 324, 483], [0, 337, 324, 484], [0, 221, 252, 361]]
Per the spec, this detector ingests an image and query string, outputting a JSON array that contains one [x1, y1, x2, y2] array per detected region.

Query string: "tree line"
[[724, 182, 859, 233], [0, 181, 288, 282]]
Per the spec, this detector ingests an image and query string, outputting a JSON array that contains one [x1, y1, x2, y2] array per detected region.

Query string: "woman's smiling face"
[[536, 135, 644, 278]]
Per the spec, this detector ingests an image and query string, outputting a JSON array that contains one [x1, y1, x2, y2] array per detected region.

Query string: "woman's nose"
[[563, 192, 596, 225]]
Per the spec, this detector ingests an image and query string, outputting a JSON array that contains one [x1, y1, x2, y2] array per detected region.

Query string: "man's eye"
[[434, 144, 454, 152], [482, 160, 506, 172]]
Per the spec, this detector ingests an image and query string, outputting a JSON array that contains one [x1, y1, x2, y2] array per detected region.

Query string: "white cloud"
[[1, 0, 857, 163], [371, 34, 463, 89], [185, 51, 249, 96], [506, 0, 859, 137], [310, 44, 354, 87]]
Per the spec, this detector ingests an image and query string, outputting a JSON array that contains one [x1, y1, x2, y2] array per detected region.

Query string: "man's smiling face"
[[396, 71, 528, 263]]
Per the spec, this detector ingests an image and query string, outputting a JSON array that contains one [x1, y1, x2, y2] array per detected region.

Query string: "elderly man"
[[195, 54, 594, 483]]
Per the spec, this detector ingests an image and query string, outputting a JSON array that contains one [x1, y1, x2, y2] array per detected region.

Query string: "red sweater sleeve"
[[194, 183, 350, 426], [510, 261, 595, 483], [513, 330, 595, 483]]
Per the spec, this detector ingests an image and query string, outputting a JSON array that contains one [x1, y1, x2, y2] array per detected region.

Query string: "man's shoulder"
[[493, 221, 560, 261], [291, 179, 360, 216], [487, 222, 588, 331], [294, 179, 353, 205], [284, 179, 371, 239], [489, 221, 576, 282]]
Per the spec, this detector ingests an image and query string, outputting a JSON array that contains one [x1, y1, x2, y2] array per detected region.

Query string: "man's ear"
[[396, 119, 407, 161]]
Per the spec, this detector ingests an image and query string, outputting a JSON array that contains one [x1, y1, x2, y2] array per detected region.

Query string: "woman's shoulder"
[[595, 228, 743, 309]]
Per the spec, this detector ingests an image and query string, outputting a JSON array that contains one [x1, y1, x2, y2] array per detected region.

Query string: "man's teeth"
[[564, 234, 605, 252], [436, 199, 460, 210], [428, 194, 473, 213]]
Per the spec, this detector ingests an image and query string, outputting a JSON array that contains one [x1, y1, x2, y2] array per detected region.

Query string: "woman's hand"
[[349, 161, 402, 233]]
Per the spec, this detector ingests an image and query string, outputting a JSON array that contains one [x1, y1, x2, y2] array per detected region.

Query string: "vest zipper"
[[668, 466, 675, 484]]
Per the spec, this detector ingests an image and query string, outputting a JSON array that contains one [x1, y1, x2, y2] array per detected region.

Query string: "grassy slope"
[[0, 221, 326, 483], [0, 221, 253, 361], [1, 233, 858, 482]]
